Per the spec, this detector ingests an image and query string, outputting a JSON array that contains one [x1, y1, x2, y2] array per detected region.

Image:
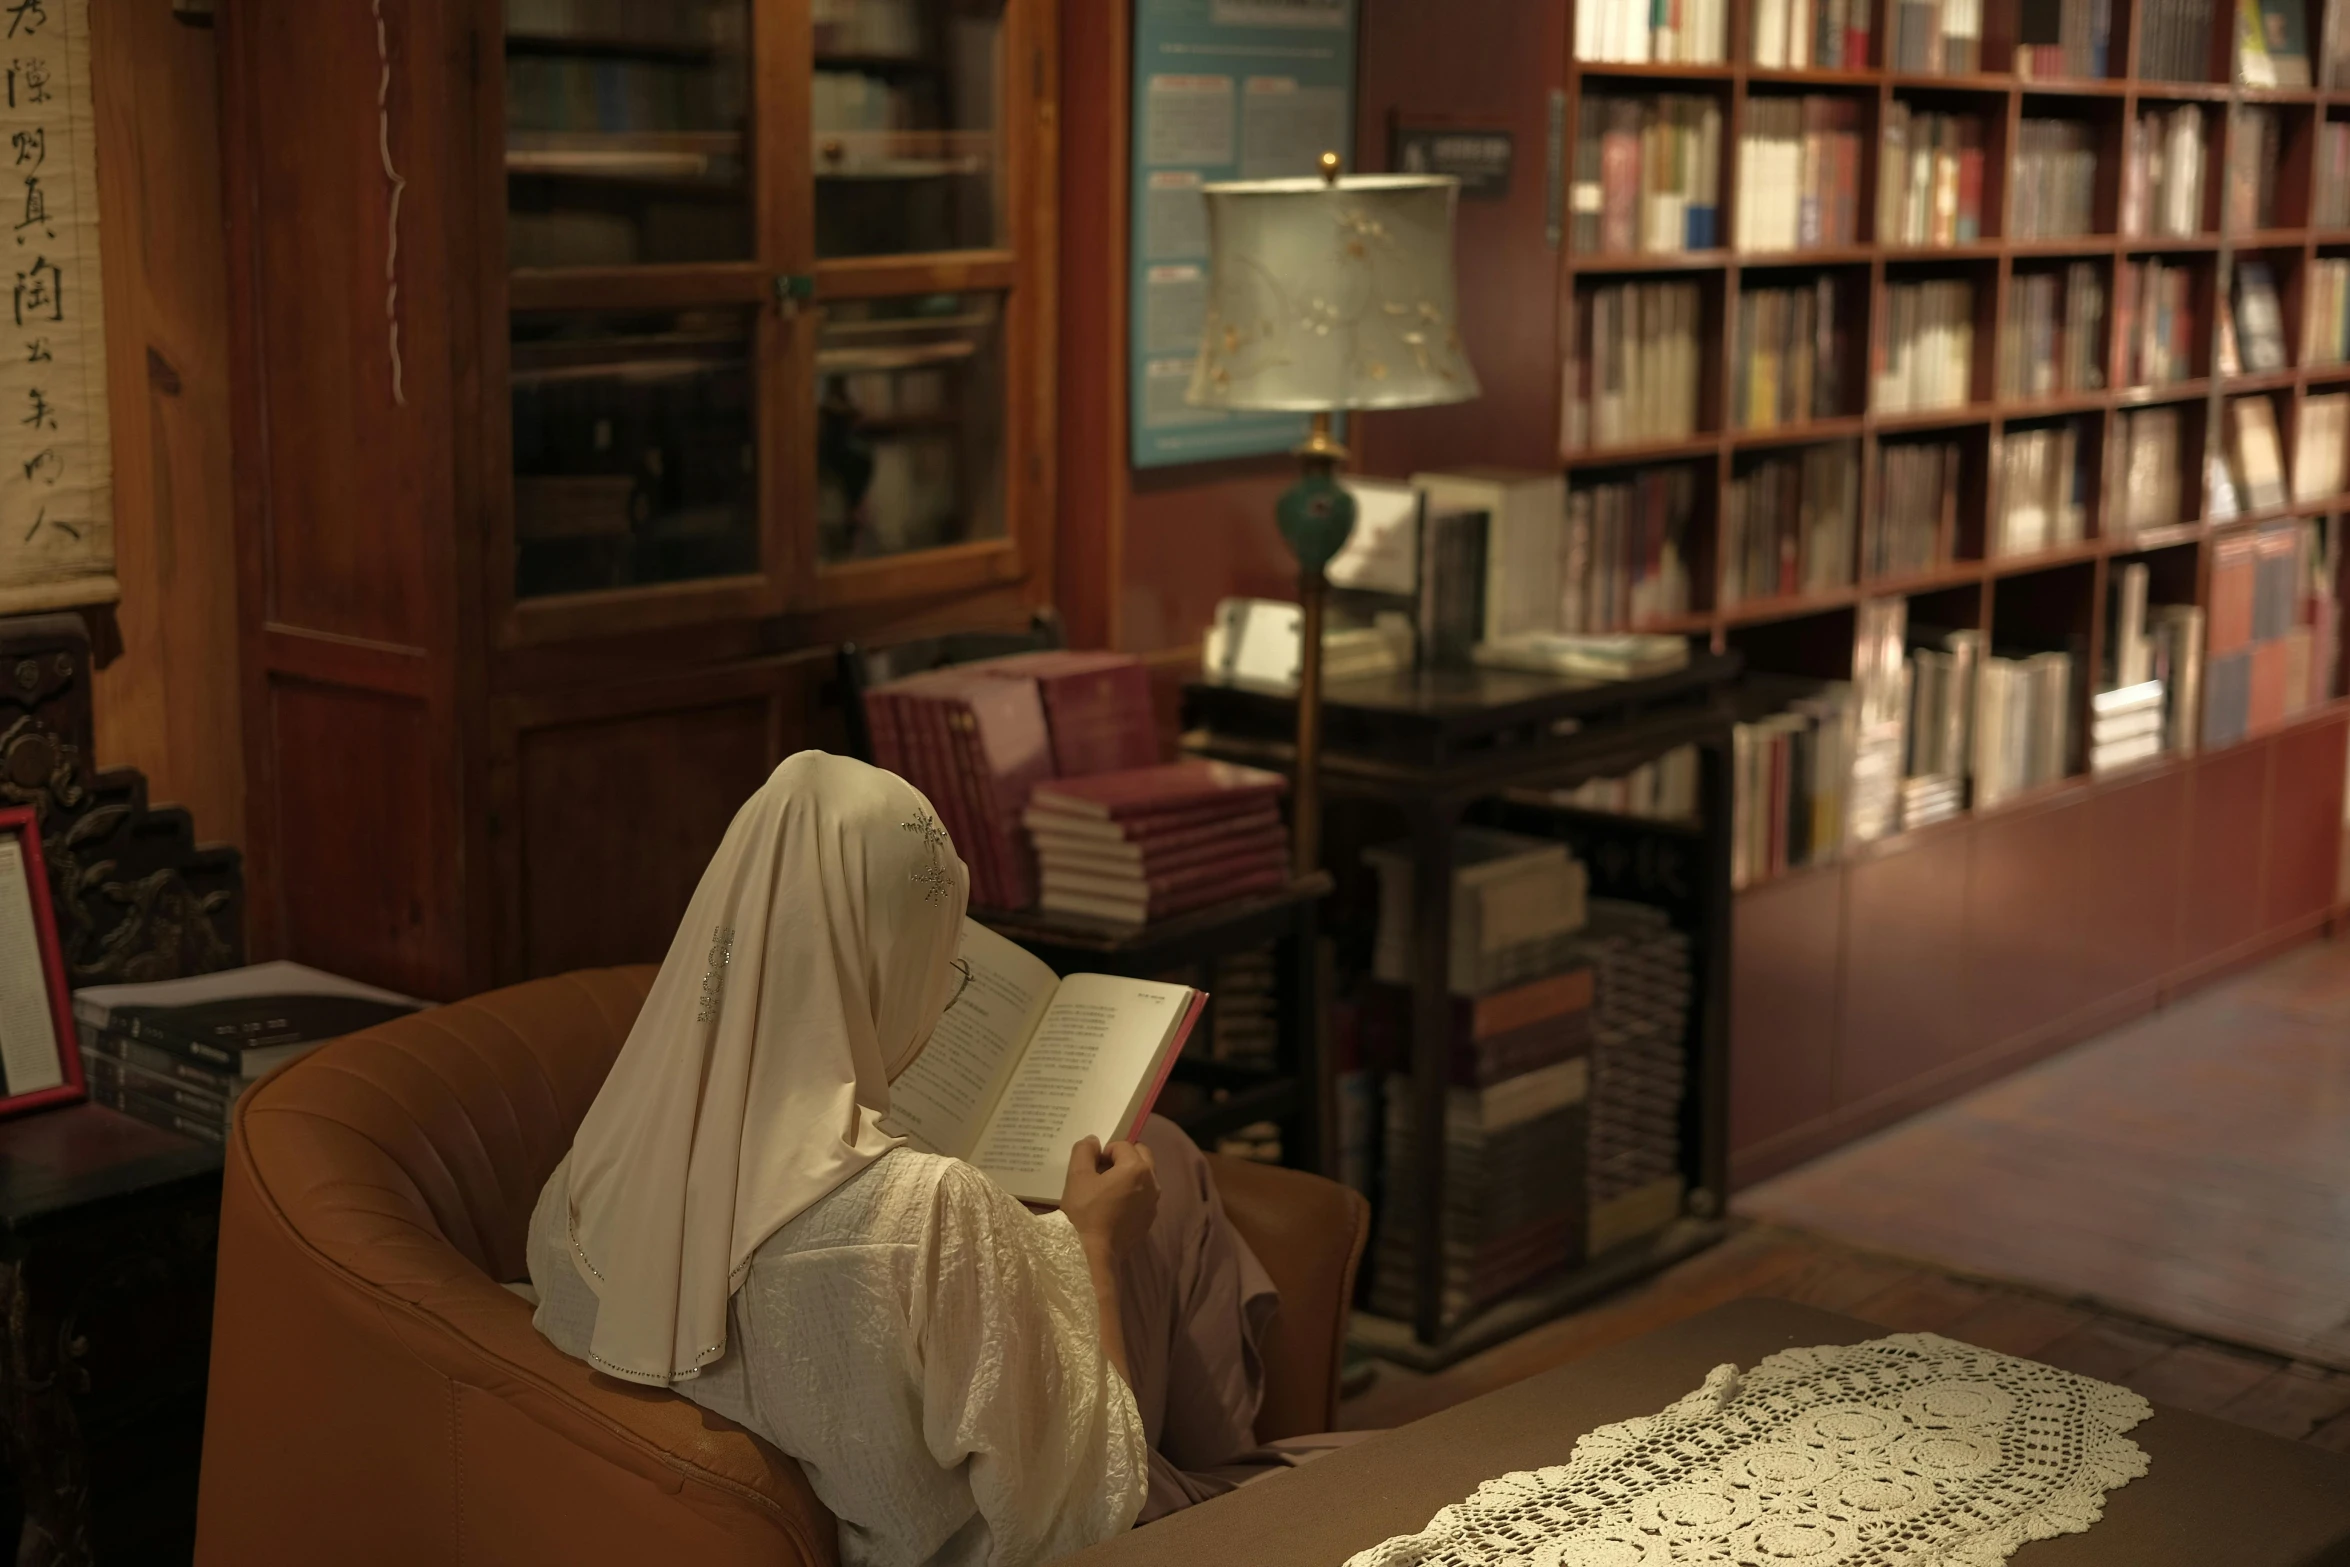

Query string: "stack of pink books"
[[1027, 761, 1291, 926], [865, 652, 1159, 911]]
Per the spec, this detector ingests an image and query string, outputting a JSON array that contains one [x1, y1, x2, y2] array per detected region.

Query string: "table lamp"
[[1188, 154, 1480, 874]]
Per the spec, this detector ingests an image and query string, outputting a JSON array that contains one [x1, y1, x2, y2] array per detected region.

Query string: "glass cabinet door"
[[504, 0, 756, 269], [811, 0, 1005, 258]]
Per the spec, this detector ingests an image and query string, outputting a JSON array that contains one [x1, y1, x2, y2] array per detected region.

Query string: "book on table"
[[879, 920, 1207, 1205], [74, 961, 426, 1079]]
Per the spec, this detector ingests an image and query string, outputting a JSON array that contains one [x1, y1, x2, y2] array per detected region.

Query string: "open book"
[[879, 920, 1207, 1204]]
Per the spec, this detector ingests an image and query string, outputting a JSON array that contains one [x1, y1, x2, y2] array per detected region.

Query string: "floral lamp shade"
[[1187, 173, 1482, 414]]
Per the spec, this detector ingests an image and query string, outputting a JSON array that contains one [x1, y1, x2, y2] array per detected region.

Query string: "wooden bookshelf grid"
[[1558, 0, 2350, 709]]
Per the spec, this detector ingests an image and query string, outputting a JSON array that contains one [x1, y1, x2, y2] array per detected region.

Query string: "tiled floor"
[[1738, 935, 2350, 1367], [1341, 933, 2350, 1452]]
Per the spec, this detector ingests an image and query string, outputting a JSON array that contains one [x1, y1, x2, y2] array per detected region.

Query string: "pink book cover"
[[1040, 841, 1292, 900], [903, 668, 1054, 909], [976, 651, 1158, 776], [1125, 991, 1209, 1142], [1028, 760, 1285, 822], [1029, 804, 1286, 857], [900, 688, 995, 903], [865, 688, 906, 776], [1037, 828, 1292, 885]]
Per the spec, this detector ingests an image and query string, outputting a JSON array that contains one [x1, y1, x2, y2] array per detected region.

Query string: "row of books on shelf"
[[2142, 0, 2217, 79], [1995, 420, 2094, 553], [1880, 108, 1985, 246], [1734, 278, 1846, 429], [2015, 0, 2115, 78], [1734, 96, 1864, 254], [1876, 437, 1963, 574], [1721, 444, 1857, 604], [2012, 119, 2100, 241], [2320, 123, 2350, 230], [2224, 108, 2283, 235], [505, 0, 740, 49], [811, 0, 925, 59], [1562, 279, 1704, 453], [1729, 522, 2340, 888], [1574, 0, 1732, 62], [505, 57, 741, 137], [2306, 260, 2350, 368], [2121, 258, 2199, 387], [2000, 264, 2106, 398], [1570, 94, 1724, 256], [1890, 0, 1983, 72], [1754, 0, 1875, 66], [1874, 280, 1976, 414], [2121, 105, 2207, 241]]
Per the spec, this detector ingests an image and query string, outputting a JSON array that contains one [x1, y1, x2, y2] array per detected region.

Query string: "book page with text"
[[878, 921, 1057, 1159], [969, 974, 1193, 1203]]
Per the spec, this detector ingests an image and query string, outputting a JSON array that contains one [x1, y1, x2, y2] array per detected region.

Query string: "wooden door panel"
[[1729, 870, 1842, 1156], [2180, 741, 2273, 968], [2264, 714, 2350, 932], [1967, 795, 2098, 1052], [517, 699, 779, 977], [1838, 829, 1974, 1106]]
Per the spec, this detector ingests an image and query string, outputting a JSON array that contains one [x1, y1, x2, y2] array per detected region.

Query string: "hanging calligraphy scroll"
[[0, 0, 112, 613]]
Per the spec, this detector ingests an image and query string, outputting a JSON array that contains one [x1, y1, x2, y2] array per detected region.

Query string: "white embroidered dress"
[[529, 1147, 1149, 1567]]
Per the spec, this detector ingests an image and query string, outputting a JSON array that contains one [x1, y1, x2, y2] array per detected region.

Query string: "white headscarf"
[[561, 751, 970, 1386]]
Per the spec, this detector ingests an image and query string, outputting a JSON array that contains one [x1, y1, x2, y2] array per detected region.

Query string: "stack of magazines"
[[74, 962, 425, 1144]]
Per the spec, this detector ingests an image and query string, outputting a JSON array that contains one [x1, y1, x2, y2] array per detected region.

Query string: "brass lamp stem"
[[1290, 410, 1347, 878]]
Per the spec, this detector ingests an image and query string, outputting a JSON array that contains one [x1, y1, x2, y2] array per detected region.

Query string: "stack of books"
[[1574, 0, 1728, 63], [1562, 279, 1704, 453], [1568, 901, 1694, 1257], [1872, 437, 1960, 577], [2091, 681, 2166, 772], [1889, 0, 1982, 71], [2118, 258, 2197, 386], [1368, 969, 1597, 1329], [2012, 119, 2100, 239], [1365, 829, 1591, 996], [75, 963, 425, 1145], [1992, 419, 2091, 557], [2121, 105, 2208, 238], [1729, 683, 1855, 887], [2114, 405, 2185, 535], [1025, 761, 1290, 927], [1734, 277, 1847, 430], [2000, 264, 2106, 399], [1874, 279, 1976, 413], [1200, 946, 1279, 1068], [868, 652, 1158, 911], [1750, 0, 1872, 64], [2139, 0, 2216, 78], [1878, 108, 1986, 246], [1569, 94, 1724, 255], [1734, 96, 1863, 253], [2015, 0, 2115, 76], [1720, 442, 1859, 605]]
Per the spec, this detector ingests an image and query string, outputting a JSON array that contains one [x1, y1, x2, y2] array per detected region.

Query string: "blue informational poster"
[[1127, 0, 1357, 469]]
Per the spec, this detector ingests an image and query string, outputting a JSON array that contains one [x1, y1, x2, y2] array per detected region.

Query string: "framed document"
[[0, 807, 79, 1118]]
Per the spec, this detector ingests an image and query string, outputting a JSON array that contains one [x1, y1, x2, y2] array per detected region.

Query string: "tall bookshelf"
[[1356, 0, 2350, 1190]]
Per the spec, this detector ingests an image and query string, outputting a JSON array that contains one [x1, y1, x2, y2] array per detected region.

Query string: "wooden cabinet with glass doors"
[[220, 0, 1059, 1000]]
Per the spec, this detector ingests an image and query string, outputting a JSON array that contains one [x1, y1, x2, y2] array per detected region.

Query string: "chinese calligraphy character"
[[22, 335, 45, 363], [10, 128, 39, 173], [21, 444, 59, 485], [4, 2, 45, 41], [12, 254, 58, 324], [22, 506, 77, 543], [3, 56, 46, 107], [14, 176, 49, 243], [23, 386, 53, 430]]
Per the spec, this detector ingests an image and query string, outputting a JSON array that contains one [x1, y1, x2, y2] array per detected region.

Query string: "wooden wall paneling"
[[495, 652, 836, 982], [1055, 0, 1125, 651], [1837, 827, 1976, 1106], [1728, 869, 1843, 1157], [2263, 712, 2350, 932], [1966, 792, 2100, 1053], [2177, 737, 2275, 970], [88, 0, 243, 849], [1351, 0, 1566, 479], [2078, 763, 2192, 1004], [266, 681, 448, 998]]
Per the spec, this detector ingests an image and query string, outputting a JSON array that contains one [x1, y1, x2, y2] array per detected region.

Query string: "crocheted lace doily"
[[1346, 1332, 2152, 1567]]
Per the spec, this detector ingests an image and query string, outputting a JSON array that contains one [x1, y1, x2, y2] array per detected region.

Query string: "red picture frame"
[[0, 805, 81, 1119]]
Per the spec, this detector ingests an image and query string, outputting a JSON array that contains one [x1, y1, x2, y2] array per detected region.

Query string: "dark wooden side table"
[[0, 1106, 224, 1567], [1183, 657, 1741, 1362], [977, 875, 1335, 1176]]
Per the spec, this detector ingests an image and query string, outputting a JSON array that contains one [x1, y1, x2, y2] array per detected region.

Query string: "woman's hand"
[[1061, 1136, 1159, 1265]]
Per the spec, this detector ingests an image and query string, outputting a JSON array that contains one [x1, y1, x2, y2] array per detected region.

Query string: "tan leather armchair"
[[193, 968, 1369, 1567]]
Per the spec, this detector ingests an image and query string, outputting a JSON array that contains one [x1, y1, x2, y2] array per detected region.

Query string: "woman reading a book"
[[525, 752, 1292, 1567]]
